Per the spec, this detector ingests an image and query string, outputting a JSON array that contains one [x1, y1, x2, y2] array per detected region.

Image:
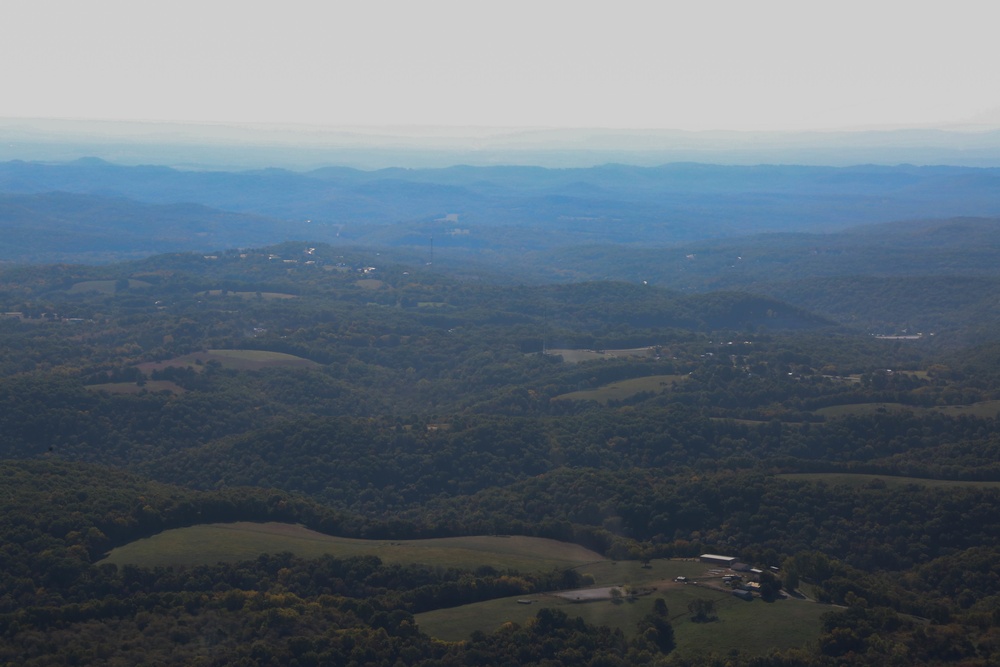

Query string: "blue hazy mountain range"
[[2, 156, 1000, 343], [2, 159, 1000, 258]]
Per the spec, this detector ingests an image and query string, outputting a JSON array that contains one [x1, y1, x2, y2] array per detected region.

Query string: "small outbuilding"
[[732, 589, 753, 601], [700, 554, 737, 567]]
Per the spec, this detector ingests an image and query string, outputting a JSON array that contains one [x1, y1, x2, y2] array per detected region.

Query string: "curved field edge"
[[136, 349, 318, 373], [552, 374, 690, 403], [416, 558, 829, 656], [99, 521, 606, 571]]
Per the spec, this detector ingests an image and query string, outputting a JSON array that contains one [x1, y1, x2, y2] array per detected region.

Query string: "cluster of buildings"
[[699, 554, 772, 601]]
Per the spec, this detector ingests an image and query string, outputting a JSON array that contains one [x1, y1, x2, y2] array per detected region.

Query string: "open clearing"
[[777, 472, 1000, 489], [547, 347, 659, 363], [100, 522, 605, 571], [102, 526, 826, 657], [553, 374, 688, 404], [198, 289, 297, 300], [136, 349, 318, 373], [416, 558, 828, 657], [85, 380, 184, 395]]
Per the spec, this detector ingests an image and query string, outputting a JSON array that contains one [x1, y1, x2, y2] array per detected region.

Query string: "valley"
[[2, 159, 1000, 665]]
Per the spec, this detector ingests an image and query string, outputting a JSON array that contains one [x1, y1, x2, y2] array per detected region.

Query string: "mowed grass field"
[[102, 525, 828, 657], [137, 349, 318, 373], [100, 522, 605, 572], [777, 472, 1000, 489], [417, 558, 830, 657], [198, 289, 297, 300], [553, 374, 689, 404], [547, 347, 659, 364]]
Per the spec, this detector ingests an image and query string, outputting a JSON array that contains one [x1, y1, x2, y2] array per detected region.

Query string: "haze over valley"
[[4, 1, 1000, 664]]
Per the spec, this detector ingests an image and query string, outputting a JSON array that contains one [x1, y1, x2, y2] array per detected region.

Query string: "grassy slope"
[[547, 347, 658, 364], [198, 289, 298, 300], [102, 523, 828, 654], [100, 521, 605, 571], [553, 374, 689, 403], [416, 558, 830, 656]]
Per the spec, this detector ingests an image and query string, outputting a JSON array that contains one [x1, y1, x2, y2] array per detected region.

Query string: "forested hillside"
[[2, 240, 1000, 664], [0, 191, 296, 262], [4, 159, 1000, 351]]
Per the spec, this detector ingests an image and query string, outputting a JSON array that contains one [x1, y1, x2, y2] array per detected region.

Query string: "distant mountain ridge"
[[0, 191, 297, 262], [2, 158, 1000, 341], [3, 160, 1000, 255], [516, 217, 1000, 339]]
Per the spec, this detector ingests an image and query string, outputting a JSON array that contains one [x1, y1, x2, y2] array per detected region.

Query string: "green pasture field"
[[85, 380, 184, 395], [669, 589, 828, 658], [68, 279, 151, 294], [777, 473, 1000, 490], [103, 526, 826, 656], [547, 347, 659, 364], [100, 522, 605, 572], [355, 279, 384, 289], [417, 558, 829, 657], [823, 374, 863, 384], [575, 558, 709, 587], [815, 400, 1000, 419], [198, 289, 297, 300], [553, 374, 688, 404], [137, 349, 317, 373]]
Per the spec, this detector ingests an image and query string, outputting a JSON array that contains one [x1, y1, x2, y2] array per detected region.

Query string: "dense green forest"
[[3, 235, 1000, 665]]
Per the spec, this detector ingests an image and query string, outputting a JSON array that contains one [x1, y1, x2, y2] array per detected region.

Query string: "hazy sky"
[[4, 0, 998, 132]]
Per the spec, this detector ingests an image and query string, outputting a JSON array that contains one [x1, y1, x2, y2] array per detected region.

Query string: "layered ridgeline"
[[530, 217, 1000, 340], [3, 159, 1000, 262], [3, 158, 1000, 344], [4, 245, 1000, 664], [0, 191, 289, 262]]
